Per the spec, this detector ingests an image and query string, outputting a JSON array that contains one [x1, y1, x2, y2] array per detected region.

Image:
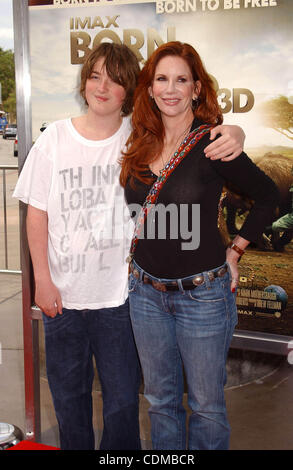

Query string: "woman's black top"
[[124, 117, 279, 279]]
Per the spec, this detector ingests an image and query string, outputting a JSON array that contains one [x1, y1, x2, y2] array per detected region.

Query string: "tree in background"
[[4, 89, 16, 122], [0, 47, 16, 122], [259, 96, 293, 142]]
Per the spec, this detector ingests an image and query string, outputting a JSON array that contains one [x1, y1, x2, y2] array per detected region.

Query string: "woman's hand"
[[35, 278, 63, 317], [226, 236, 249, 292], [226, 247, 240, 293], [204, 125, 245, 161]]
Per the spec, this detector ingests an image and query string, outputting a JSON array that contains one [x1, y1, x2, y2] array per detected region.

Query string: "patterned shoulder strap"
[[126, 124, 212, 262]]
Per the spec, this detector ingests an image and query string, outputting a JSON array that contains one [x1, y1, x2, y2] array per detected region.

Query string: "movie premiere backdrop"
[[28, 0, 293, 336]]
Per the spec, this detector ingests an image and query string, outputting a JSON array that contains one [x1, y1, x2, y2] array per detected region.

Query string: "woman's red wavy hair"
[[120, 41, 223, 187]]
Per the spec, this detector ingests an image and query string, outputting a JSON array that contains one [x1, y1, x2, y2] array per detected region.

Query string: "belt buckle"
[[217, 266, 227, 277], [192, 275, 204, 286]]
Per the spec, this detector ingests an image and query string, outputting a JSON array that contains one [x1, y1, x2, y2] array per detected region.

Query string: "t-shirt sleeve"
[[13, 144, 53, 212]]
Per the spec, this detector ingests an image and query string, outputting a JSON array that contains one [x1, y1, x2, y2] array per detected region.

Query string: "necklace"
[[159, 121, 193, 174]]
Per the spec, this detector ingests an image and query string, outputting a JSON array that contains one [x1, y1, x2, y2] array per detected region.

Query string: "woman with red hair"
[[120, 41, 278, 450]]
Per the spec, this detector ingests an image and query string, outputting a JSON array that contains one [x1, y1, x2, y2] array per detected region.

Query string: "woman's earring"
[[149, 94, 159, 111], [192, 97, 199, 110]]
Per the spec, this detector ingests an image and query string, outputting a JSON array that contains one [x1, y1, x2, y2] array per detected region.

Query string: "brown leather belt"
[[130, 263, 228, 292]]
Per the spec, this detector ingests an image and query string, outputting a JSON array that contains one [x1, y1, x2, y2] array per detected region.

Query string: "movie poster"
[[28, 0, 293, 336]]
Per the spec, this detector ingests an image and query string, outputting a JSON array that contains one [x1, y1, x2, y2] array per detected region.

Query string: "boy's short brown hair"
[[80, 43, 140, 116]]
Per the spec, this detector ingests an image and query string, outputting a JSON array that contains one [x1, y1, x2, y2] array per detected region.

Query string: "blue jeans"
[[42, 299, 142, 450], [128, 261, 237, 450]]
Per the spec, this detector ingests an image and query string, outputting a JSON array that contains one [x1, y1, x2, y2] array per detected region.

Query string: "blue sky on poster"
[[28, 1, 293, 147], [0, 0, 14, 50]]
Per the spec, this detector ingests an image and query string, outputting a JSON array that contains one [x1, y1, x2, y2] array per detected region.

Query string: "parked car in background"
[[13, 122, 49, 157], [0, 115, 8, 134], [14, 135, 18, 157], [3, 123, 17, 139]]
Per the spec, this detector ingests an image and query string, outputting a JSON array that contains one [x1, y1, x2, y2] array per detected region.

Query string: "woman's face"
[[85, 57, 126, 118], [149, 55, 201, 121]]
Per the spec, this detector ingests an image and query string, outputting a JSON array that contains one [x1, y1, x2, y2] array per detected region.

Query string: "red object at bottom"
[[7, 440, 59, 450]]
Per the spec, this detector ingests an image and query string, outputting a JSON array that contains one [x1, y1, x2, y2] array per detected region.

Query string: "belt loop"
[[203, 271, 211, 289], [132, 260, 144, 281], [138, 265, 144, 281], [176, 279, 185, 294]]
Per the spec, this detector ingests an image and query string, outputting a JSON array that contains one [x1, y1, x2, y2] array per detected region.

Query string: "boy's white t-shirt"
[[13, 118, 134, 310]]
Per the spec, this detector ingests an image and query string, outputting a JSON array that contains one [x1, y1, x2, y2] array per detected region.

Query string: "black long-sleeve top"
[[125, 118, 279, 279]]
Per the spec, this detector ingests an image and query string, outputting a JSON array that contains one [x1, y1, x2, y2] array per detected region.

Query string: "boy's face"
[[85, 57, 126, 118]]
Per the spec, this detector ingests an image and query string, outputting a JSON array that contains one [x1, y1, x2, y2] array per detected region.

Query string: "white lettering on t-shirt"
[[58, 164, 127, 274]]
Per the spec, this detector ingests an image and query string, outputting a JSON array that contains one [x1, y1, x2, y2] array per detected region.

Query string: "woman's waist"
[[132, 237, 226, 279], [130, 258, 228, 292]]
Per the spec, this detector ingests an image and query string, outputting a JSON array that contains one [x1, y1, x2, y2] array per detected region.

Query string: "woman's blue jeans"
[[42, 299, 142, 450], [128, 262, 237, 450]]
